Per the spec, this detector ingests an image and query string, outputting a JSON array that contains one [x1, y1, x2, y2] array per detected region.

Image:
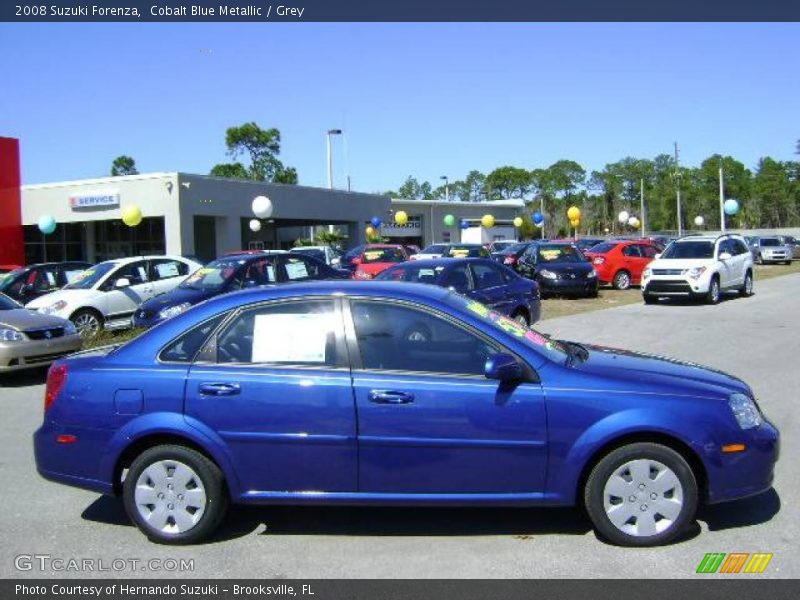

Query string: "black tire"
[[123, 445, 228, 545], [784, 261, 791, 265], [756, 253, 763, 265], [584, 442, 698, 547], [739, 271, 754, 297], [643, 293, 658, 305], [705, 276, 720, 305], [612, 270, 632, 290], [70, 308, 104, 338]]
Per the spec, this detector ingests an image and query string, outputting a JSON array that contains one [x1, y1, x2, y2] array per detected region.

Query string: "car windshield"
[[587, 242, 618, 254], [537, 245, 586, 263], [180, 258, 246, 291], [447, 293, 569, 363], [491, 241, 515, 251], [292, 248, 326, 261], [661, 241, 714, 259], [501, 243, 528, 255], [420, 244, 447, 254], [446, 245, 483, 257], [376, 264, 447, 283], [0, 293, 22, 310], [362, 248, 406, 263], [760, 238, 781, 247], [63, 263, 117, 290]]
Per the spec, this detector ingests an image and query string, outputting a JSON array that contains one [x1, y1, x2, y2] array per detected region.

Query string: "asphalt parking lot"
[[1, 274, 797, 579]]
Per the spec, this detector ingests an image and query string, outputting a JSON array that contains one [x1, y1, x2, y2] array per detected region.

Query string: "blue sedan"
[[34, 282, 779, 546], [375, 258, 541, 325]]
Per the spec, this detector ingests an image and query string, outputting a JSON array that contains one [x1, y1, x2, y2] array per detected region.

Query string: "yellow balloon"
[[394, 210, 408, 226], [121, 205, 143, 227], [567, 206, 581, 221], [481, 214, 495, 228], [570, 218, 580, 228], [365, 226, 375, 237], [513, 217, 523, 228]]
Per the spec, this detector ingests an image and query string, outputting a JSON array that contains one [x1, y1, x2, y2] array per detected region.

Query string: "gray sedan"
[[0, 293, 82, 372], [750, 236, 793, 264]]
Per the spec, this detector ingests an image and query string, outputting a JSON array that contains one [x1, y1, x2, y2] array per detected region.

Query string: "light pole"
[[325, 129, 343, 236], [719, 159, 726, 233], [674, 142, 682, 237], [440, 175, 449, 202]]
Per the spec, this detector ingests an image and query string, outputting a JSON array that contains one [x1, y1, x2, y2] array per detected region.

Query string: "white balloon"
[[694, 216, 704, 226], [628, 216, 638, 227], [252, 195, 273, 219], [618, 211, 629, 224], [249, 219, 262, 232], [534, 221, 544, 228]]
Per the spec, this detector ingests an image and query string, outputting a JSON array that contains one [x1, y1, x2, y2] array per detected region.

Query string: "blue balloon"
[[38, 215, 57, 235], [459, 219, 470, 230], [370, 216, 382, 228], [723, 199, 739, 216], [532, 211, 544, 225]]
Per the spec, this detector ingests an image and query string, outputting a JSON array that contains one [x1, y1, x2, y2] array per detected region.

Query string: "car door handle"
[[368, 390, 414, 404], [198, 382, 241, 396]]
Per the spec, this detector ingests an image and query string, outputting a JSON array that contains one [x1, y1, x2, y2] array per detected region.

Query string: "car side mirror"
[[719, 252, 732, 261], [114, 277, 131, 289], [484, 353, 523, 382]]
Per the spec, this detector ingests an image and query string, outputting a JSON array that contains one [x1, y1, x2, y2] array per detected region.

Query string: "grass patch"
[[754, 260, 800, 281], [82, 327, 146, 350]]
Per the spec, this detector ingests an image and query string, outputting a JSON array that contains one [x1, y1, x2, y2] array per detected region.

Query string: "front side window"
[[471, 262, 505, 289], [216, 301, 340, 366], [350, 300, 497, 375], [439, 264, 472, 293], [112, 261, 149, 286]]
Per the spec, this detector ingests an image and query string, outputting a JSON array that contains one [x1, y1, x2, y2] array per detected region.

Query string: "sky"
[[1, 23, 798, 191]]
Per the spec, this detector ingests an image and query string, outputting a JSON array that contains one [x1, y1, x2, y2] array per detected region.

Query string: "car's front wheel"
[[705, 277, 721, 305], [70, 309, 103, 338], [123, 445, 228, 544], [584, 442, 698, 547]]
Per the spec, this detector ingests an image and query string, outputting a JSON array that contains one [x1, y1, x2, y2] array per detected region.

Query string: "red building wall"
[[0, 137, 25, 266]]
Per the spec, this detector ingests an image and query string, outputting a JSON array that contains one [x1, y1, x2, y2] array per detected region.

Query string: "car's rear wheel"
[[584, 442, 697, 547], [612, 270, 631, 290], [705, 277, 720, 305], [123, 445, 228, 545], [70, 309, 103, 338], [740, 271, 754, 297]]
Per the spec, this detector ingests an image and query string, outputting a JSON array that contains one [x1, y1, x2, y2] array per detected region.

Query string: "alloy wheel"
[[73, 312, 100, 337]]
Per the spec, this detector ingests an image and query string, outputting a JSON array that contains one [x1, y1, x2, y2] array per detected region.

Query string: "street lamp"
[[324, 129, 343, 236], [440, 175, 449, 202]]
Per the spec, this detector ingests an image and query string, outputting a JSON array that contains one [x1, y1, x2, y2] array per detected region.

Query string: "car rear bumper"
[[0, 335, 83, 371]]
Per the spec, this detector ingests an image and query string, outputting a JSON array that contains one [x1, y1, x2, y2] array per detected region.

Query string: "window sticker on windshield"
[[252, 313, 330, 363], [72, 269, 94, 282], [285, 261, 309, 280], [450, 249, 470, 257], [63, 270, 84, 283], [186, 267, 213, 282], [364, 251, 384, 261], [539, 249, 563, 260]]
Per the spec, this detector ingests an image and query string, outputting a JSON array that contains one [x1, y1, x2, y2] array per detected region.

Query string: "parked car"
[[444, 243, 490, 258], [783, 235, 800, 259], [291, 246, 342, 267], [0, 261, 92, 304], [749, 236, 793, 265], [584, 241, 659, 290], [376, 258, 541, 325], [410, 243, 450, 261], [351, 244, 409, 280], [35, 280, 779, 546], [339, 244, 367, 273], [574, 238, 606, 253], [133, 253, 348, 329], [516, 242, 598, 298], [0, 293, 82, 372], [494, 242, 533, 271], [641, 234, 753, 305], [25, 255, 203, 337], [222, 249, 287, 256]]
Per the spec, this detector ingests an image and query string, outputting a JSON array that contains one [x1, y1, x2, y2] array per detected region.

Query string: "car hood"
[[25, 288, 100, 309], [571, 343, 750, 398], [140, 286, 218, 311], [0, 308, 70, 330], [646, 258, 714, 271]]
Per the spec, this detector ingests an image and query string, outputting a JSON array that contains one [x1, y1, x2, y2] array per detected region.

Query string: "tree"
[[210, 122, 298, 183], [111, 155, 138, 176], [461, 170, 487, 202], [397, 176, 433, 200], [485, 166, 531, 199]]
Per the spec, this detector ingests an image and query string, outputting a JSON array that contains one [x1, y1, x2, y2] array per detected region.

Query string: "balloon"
[[481, 214, 495, 228], [567, 206, 581, 221], [694, 215, 704, 227], [252, 195, 273, 219], [394, 210, 408, 225], [629, 217, 640, 228], [370, 216, 382, 228], [443, 214, 456, 227], [249, 219, 262, 232], [365, 226, 375, 237], [618, 211, 629, 224], [38, 215, 57, 235], [513, 217, 523, 228], [603, 227, 610, 233], [723, 199, 739, 216], [532, 211, 544, 225], [459, 219, 470, 230], [570, 218, 580, 228], [121, 205, 143, 227]]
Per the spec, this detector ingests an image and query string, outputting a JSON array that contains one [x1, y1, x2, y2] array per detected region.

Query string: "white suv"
[[641, 234, 754, 305], [26, 255, 202, 336]]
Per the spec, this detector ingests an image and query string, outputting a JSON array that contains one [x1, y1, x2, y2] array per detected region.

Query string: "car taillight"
[[592, 256, 605, 265], [44, 363, 68, 412]]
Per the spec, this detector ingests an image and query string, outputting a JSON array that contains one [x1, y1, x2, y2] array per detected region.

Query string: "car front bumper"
[[0, 334, 83, 371], [538, 277, 598, 296]]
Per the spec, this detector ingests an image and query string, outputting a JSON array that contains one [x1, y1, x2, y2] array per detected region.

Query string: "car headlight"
[[587, 269, 597, 278], [158, 302, 192, 320], [686, 266, 707, 280], [642, 268, 652, 279], [728, 393, 763, 430], [38, 300, 68, 315], [0, 328, 25, 342], [539, 269, 557, 280], [63, 320, 77, 336]]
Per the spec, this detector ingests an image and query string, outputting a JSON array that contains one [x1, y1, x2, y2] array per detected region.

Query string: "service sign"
[[69, 192, 120, 209]]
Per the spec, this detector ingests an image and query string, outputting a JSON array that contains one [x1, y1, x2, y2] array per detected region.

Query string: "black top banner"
[[2, 0, 799, 22]]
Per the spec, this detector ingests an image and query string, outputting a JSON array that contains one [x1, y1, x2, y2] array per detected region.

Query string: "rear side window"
[[589, 242, 618, 254], [281, 256, 321, 281], [622, 245, 642, 257], [151, 259, 190, 281], [160, 314, 225, 363]]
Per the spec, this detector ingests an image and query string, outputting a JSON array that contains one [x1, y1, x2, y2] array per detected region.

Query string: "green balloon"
[[443, 214, 455, 227]]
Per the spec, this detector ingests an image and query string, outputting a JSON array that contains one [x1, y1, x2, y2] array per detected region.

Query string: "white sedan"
[[26, 255, 202, 337]]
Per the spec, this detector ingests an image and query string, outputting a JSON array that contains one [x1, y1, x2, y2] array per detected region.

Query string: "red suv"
[[583, 240, 658, 290]]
